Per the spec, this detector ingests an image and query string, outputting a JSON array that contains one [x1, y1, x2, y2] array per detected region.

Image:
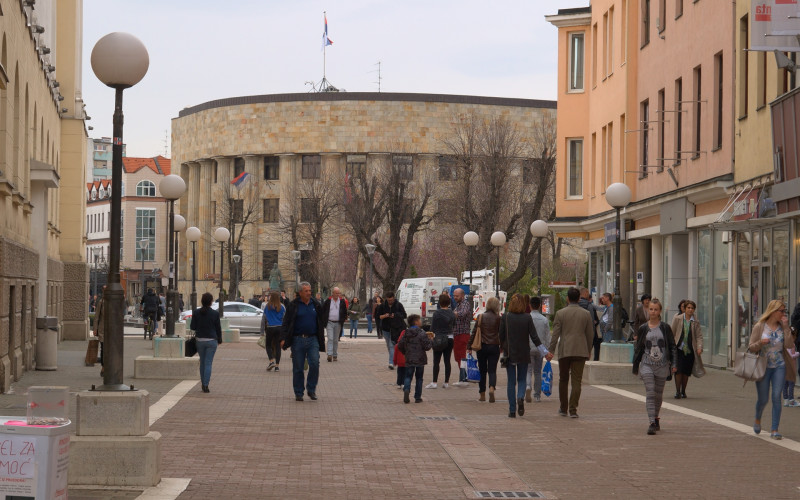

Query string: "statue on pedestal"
[[269, 263, 282, 291]]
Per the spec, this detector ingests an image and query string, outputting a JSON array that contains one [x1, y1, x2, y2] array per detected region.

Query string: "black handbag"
[[432, 333, 449, 352], [185, 336, 197, 357]]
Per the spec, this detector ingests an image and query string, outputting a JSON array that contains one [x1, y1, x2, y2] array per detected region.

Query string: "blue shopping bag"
[[466, 353, 480, 382], [541, 360, 553, 397]]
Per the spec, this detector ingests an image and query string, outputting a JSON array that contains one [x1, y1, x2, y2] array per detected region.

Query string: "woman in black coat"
[[190, 292, 222, 393], [500, 294, 543, 419]]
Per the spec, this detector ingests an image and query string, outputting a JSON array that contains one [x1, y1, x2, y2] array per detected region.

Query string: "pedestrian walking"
[[546, 287, 595, 418], [281, 282, 325, 402], [393, 331, 407, 388], [373, 295, 383, 339], [633, 298, 676, 435], [280, 290, 291, 309], [633, 294, 651, 338], [468, 296, 502, 402], [452, 288, 472, 386], [322, 287, 347, 362], [365, 292, 378, 334], [140, 288, 160, 340], [92, 286, 106, 376], [261, 291, 285, 372], [348, 297, 361, 338], [426, 293, 455, 389], [749, 299, 795, 439], [190, 292, 222, 393], [397, 315, 432, 403], [500, 294, 545, 418], [526, 296, 551, 403], [669, 300, 703, 399], [578, 288, 601, 360], [598, 292, 614, 343], [783, 345, 800, 407], [376, 291, 407, 370]]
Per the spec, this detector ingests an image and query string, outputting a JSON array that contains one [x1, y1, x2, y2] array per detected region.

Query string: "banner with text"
[[752, 0, 800, 51]]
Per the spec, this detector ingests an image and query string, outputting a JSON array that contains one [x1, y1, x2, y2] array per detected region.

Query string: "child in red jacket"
[[394, 331, 407, 388]]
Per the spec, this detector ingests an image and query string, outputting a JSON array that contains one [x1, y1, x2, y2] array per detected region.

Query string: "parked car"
[[179, 301, 263, 333]]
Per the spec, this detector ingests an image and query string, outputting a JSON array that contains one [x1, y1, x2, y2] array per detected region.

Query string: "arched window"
[[136, 180, 156, 197]]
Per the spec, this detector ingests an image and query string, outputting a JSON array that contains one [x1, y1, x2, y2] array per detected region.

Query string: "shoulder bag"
[[734, 350, 767, 385], [185, 334, 198, 357], [471, 315, 483, 351]]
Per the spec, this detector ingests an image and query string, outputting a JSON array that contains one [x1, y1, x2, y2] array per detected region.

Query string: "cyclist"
[[140, 288, 161, 339]]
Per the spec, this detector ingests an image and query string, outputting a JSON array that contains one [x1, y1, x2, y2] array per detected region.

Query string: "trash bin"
[[0, 418, 70, 499], [35, 317, 58, 371]]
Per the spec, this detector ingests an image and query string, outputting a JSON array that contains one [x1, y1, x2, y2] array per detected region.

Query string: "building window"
[[263, 198, 279, 223], [213, 161, 218, 183], [346, 154, 366, 179], [301, 198, 319, 223], [592, 23, 598, 87], [714, 52, 723, 150], [234, 157, 245, 178], [621, 0, 628, 63], [392, 155, 414, 180], [601, 125, 608, 187], [135, 209, 156, 261], [607, 121, 614, 184], [676, 0, 683, 18], [657, 88, 665, 171], [264, 156, 279, 181], [757, 50, 767, 109], [262, 250, 279, 280], [675, 78, 683, 164], [438, 155, 458, 181], [693, 65, 702, 158], [136, 180, 156, 197], [604, 7, 614, 78], [569, 32, 585, 91], [641, 0, 651, 47], [641, 99, 649, 178], [232, 199, 244, 223], [302, 155, 321, 179], [658, 0, 666, 32], [212, 201, 217, 225], [567, 139, 583, 198]]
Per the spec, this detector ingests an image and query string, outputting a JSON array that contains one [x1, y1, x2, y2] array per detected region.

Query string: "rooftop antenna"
[[372, 61, 382, 92]]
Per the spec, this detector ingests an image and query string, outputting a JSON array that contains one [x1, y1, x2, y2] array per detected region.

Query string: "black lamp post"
[[605, 182, 632, 342], [91, 32, 149, 390], [185, 226, 201, 312], [173, 214, 186, 314], [365, 244, 376, 302], [529, 220, 549, 296], [490, 231, 506, 298], [138, 239, 149, 311], [159, 175, 186, 337], [213, 227, 230, 317], [232, 253, 241, 301]]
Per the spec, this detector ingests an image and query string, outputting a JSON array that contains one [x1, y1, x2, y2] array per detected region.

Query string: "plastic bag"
[[257, 334, 267, 349], [541, 360, 553, 397], [466, 353, 480, 382]]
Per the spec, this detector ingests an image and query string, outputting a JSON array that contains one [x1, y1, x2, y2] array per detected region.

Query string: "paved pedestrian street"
[[4, 334, 800, 499]]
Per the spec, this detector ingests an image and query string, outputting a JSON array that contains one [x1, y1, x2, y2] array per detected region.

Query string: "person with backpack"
[[140, 288, 160, 339], [426, 294, 455, 389], [397, 315, 432, 403]]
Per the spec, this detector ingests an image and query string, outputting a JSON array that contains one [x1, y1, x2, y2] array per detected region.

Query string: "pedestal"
[[134, 356, 199, 379], [599, 342, 634, 363], [222, 328, 240, 343], [220, 318, 230, 331], [152, 336, 185, 358], [173, 322, 186, 337]]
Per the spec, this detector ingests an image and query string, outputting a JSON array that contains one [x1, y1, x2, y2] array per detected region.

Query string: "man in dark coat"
[[321, 287, 348, 362], [280, 282, 325, 401], [376, 291, 407, 370]]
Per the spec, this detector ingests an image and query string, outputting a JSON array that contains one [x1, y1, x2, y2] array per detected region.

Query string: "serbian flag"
[[231, 172, 249, 189], [323, 13, 333, 47]]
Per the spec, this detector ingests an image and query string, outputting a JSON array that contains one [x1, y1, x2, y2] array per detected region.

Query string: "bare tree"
[[441, 112, 557, 293]]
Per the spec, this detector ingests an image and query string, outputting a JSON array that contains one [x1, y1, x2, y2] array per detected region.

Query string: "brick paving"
[[5, 333, 800, 498]]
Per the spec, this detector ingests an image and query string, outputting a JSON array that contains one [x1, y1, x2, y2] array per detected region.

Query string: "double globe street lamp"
[[185, 227, 201, 312], [159, 175, 187, 337], [213, 227, 231, 318], [490, 231, 506, 298], [91, 32, 149, 390], [529, 220, 549, 296], [605, 182, 632, 342], [462, 232, 479, 296]]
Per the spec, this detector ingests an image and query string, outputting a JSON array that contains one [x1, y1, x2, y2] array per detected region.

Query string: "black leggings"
[[432, 338, 454, 383], [265, 326, 282, 365]]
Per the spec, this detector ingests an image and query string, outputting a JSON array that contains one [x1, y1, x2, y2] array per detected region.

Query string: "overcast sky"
[[82, 1, 570, 157]]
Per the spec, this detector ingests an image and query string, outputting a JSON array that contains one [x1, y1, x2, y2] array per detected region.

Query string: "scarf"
[[682, 315, 692, 355]]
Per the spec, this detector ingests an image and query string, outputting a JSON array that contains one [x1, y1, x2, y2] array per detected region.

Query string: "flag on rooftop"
[[231, 172, 250, 189], [323, 13, 333, 48]]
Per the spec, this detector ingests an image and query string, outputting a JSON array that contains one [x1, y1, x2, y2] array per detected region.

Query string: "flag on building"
[[231, 172, 250, 189], [323, 13, 333, 48]]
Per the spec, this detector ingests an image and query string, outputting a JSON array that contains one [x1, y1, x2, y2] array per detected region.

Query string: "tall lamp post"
[[137, 239, 149, 313], [232, 253, 241, 301], [291, 250, 301, 291], [159, 175, 186, 337], [91, 247, 102, 303], [213, 227, 230, 317], [173, 214, 186, 313], [529, 220, 549, 296], [490, 231, 506, 298], [365, 243, 377, 301], [463, 232, 478, 298], [185, 226, 201, 312], [605, 182, 632, 342], [91, 32, 149, 390]]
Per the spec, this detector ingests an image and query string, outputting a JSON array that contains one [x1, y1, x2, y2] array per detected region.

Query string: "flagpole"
[[323, 11, 327, 82]]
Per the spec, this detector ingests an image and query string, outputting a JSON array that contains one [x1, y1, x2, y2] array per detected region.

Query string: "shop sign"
[[732, 189, 760, 221], [603, 221, 625, 244]]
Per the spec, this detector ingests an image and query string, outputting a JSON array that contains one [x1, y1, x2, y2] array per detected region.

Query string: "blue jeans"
[[382, 331, 395, 365], [196, 340, 218, 387], [349, 319, 358, 338], [366, 314, 373, 333], [506, 362, 529, 413], [602, 329, 613, 343], [755, 364, 786, 432], [291, 336, 320, 397], [404, 365, 425, 400]]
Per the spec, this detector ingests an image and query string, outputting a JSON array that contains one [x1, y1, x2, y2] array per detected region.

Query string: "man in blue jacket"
[[281, 282, 325, 401]]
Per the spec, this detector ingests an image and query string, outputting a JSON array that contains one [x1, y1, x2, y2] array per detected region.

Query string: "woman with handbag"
[[261, 291, 285, 372], [633, 298, 677, 435], [669, 300, 703, 399], [426, 294, 455, 389], [190, 292, 223, 393], [499, 294, 544, 418], [748, 299, 795, 439], [468, 297, 502, 402]]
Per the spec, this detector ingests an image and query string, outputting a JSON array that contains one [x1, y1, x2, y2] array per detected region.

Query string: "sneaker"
[[415, 398, 423, 403], [403, 390, 410, 404], [333, 356, 338, 362], [569, 413, 579, 418], [654, 418, 660, 431], [388, 365, 394, 370], [753, 421, 761, 435], [771, 432, 783, 440], [327, 355, 332, 362], [274, 366, 280, 372], [442, 383, 449, 389], [508, 412, 516, 418], [517, 399, 525, 416], [674, 392, 681, 399], [647, 423, 657, 435], [785, 399, 791, 407], [791, 400, 800, 407], [425, 382, 437, 389], [558, 409, 567, 417], [267, 362, 276, 371], [534, 394, 541, 402]]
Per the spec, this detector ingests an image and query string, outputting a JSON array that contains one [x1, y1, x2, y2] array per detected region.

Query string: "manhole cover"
[[475, 492, 543, 498]]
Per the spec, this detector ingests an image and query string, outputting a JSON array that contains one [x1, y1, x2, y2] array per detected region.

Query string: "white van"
[[396, 277, 459, 325]]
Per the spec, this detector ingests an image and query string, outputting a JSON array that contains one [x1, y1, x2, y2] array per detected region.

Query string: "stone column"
[[244, 155, 263, 296], [277, 154, 296, 292], [197, 159, 214, 280]]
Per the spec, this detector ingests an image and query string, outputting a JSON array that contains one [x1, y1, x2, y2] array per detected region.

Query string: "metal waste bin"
[[0, 417, 71, 499], [35, 317, 58, 371]]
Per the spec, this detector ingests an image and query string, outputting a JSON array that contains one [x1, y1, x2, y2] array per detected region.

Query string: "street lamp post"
[[137, 239, 149, 314], [213, 227, 230, 318], [159, 175, 186, 337], [185, 227, 201, 312], [232, 253, 241, 301], [173, 214, 186, 313], [490, 231, 506, 298], [291, 250, 301, 291], [463, 232, 478, 299], [91, 32, 149, 390], [91, 247, 102, 304], [529, 220, 549, 296], [605, 182, 632, 342], [365, 243, 377, 302]]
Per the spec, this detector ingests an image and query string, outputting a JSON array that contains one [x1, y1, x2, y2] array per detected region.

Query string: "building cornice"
[[545, 10, 592, 28]]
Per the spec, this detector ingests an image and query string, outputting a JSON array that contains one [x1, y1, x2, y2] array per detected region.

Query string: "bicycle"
[[143, 312, 156, 340]]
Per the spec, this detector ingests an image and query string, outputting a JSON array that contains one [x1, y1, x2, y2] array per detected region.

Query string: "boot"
[[489, 386, 495, 403], [479, 392, 486, 402]]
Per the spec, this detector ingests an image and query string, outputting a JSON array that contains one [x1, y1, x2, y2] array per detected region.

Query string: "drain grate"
[[417, 416, 456, 421], [475, 492, 543, 498]]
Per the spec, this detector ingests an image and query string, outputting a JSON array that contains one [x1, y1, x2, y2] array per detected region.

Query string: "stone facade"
[[172, 93, 556, 300]]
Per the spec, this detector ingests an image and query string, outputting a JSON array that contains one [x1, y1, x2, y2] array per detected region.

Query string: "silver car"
[[179, 301, 263, 333]]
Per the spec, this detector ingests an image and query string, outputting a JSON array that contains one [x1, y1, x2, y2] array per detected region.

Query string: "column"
[[197, 159, 215, 279], [244, 155, 263, 296]]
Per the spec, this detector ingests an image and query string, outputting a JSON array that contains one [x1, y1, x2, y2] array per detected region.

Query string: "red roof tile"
[[122, 155, 171, 175]]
